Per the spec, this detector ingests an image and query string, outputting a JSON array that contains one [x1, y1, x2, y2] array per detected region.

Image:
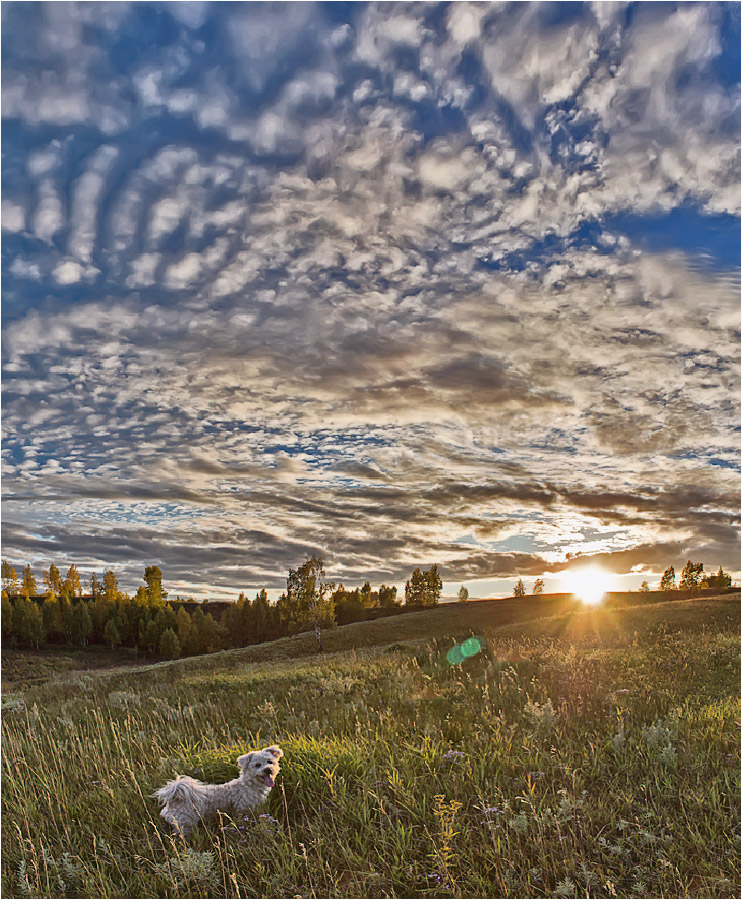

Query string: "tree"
[[286, 555, 335, 652], [332, 586, 367, 626], [13, 597, 46, 648], [21, 564, 38, 598], [144, 565, 167, 606], [116, 597, 139, 645], [103, 570, 119, 602], [532, 578, 544, 595], [223, 594, 248, 647], [57, 594, 74, 643], [158, 627, 180, 659], [139, 616, 162, 654], [1, 561, 19, 594], [378, 584, 398, 608], [702, 566, 733, 591], [513, 579, 526, 597], [89, 572, 102, 600], [69, 601, 92, 646], [41, 592, 64, 642], [679, 560, 704, 591], [254, 588, 271, 642], [88, 597, 111, 643], [405, 568, 427, 606], [458, 586, 469, 603], [201, 612, 224, 653], [2, 593, 14, 640], [43, 564, 62, 594], [359, 581, 376, 608], [426, 565, 442, 606], [659, 566, 676, 591], [189, 609, 223, 654], [175, 606, 194, 654], [405, 566, 442, 607], [65, 565, 82, 599], [104, 617, 122, 649], [639, 580, 649, 592]]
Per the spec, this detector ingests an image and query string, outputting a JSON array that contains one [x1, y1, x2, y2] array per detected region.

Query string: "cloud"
[[33, 181, 65, 243], [1, 2, 739, 597], [2, 200, 26, 232], [52, 260, 86, 285]]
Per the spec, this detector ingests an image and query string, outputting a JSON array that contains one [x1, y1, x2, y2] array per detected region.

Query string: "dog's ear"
[[237, 752, 254, 771], [265, 745, 283, 759]]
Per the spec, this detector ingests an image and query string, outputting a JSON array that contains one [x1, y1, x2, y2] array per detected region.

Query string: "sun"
[[564, 565, 613, 606]]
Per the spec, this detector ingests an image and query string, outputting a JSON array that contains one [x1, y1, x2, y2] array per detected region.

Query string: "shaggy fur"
[[153, 745, 283, 835]]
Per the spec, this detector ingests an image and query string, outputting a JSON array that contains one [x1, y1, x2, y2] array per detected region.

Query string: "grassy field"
[[2, 646, 146, 690], [2, 593, 739, 898]]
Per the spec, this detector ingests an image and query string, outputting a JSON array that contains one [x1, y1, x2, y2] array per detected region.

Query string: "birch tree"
[[286, 555, 335, 652]]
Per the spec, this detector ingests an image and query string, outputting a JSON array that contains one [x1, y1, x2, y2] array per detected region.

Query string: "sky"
[[2, 1, 740, 602]]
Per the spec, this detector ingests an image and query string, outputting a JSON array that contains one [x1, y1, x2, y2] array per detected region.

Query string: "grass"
[[2, 593, 739, 898], [2, 646, 145, 690]]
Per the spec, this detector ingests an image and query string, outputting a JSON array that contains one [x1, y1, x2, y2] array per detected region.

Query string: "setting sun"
[[564, 566, 614, 606]]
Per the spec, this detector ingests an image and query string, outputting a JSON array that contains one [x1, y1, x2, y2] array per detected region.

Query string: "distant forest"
[[3, 556, 735, 660], [1, 557, 444, 659]]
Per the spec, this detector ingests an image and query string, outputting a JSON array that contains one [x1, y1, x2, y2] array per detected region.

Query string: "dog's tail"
[[152, 776, 198, 806]]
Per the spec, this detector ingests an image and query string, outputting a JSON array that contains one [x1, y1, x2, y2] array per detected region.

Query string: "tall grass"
[[2, 596, 739, 898]]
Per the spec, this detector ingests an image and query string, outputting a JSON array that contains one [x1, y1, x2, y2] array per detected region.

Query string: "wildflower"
[[441, 749, 466, 767], [258, 813, 280, 833], [482, 806, 506, 816]]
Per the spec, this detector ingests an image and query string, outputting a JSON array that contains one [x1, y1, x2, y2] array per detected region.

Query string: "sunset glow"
[[564, 566, 614, 607]]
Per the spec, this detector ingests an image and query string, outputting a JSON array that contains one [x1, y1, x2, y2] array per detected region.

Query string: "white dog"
[[153, 745, 283, 835]]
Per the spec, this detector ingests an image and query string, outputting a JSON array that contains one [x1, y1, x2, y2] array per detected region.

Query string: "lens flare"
[[461, 636, 483, 657], [446, 636, 485, 666], [565, 565, 613, 606]]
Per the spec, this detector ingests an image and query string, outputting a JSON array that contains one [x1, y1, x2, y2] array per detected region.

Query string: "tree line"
[[1, 557, 445, 658], [656, 561, 733, 592], [509, 562, 734, 597]]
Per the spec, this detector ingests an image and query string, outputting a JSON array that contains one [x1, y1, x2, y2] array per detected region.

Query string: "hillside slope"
[[2, 594, 739, 899]]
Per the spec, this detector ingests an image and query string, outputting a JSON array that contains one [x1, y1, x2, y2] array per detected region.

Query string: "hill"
[[2, 593, 739, 898]]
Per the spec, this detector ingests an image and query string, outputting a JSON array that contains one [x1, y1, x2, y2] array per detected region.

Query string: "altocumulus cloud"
[[2, 2, 739, 598]]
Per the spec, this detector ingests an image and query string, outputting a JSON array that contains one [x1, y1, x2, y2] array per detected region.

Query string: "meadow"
[[2, 593, 739, 899]]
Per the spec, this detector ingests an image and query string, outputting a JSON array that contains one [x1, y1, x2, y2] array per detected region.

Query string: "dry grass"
[[2, 593, 739, 898]]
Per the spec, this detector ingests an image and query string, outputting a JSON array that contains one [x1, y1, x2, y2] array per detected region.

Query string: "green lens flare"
[[462, 636, 483, 657], [447, 636, 485, 666]]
